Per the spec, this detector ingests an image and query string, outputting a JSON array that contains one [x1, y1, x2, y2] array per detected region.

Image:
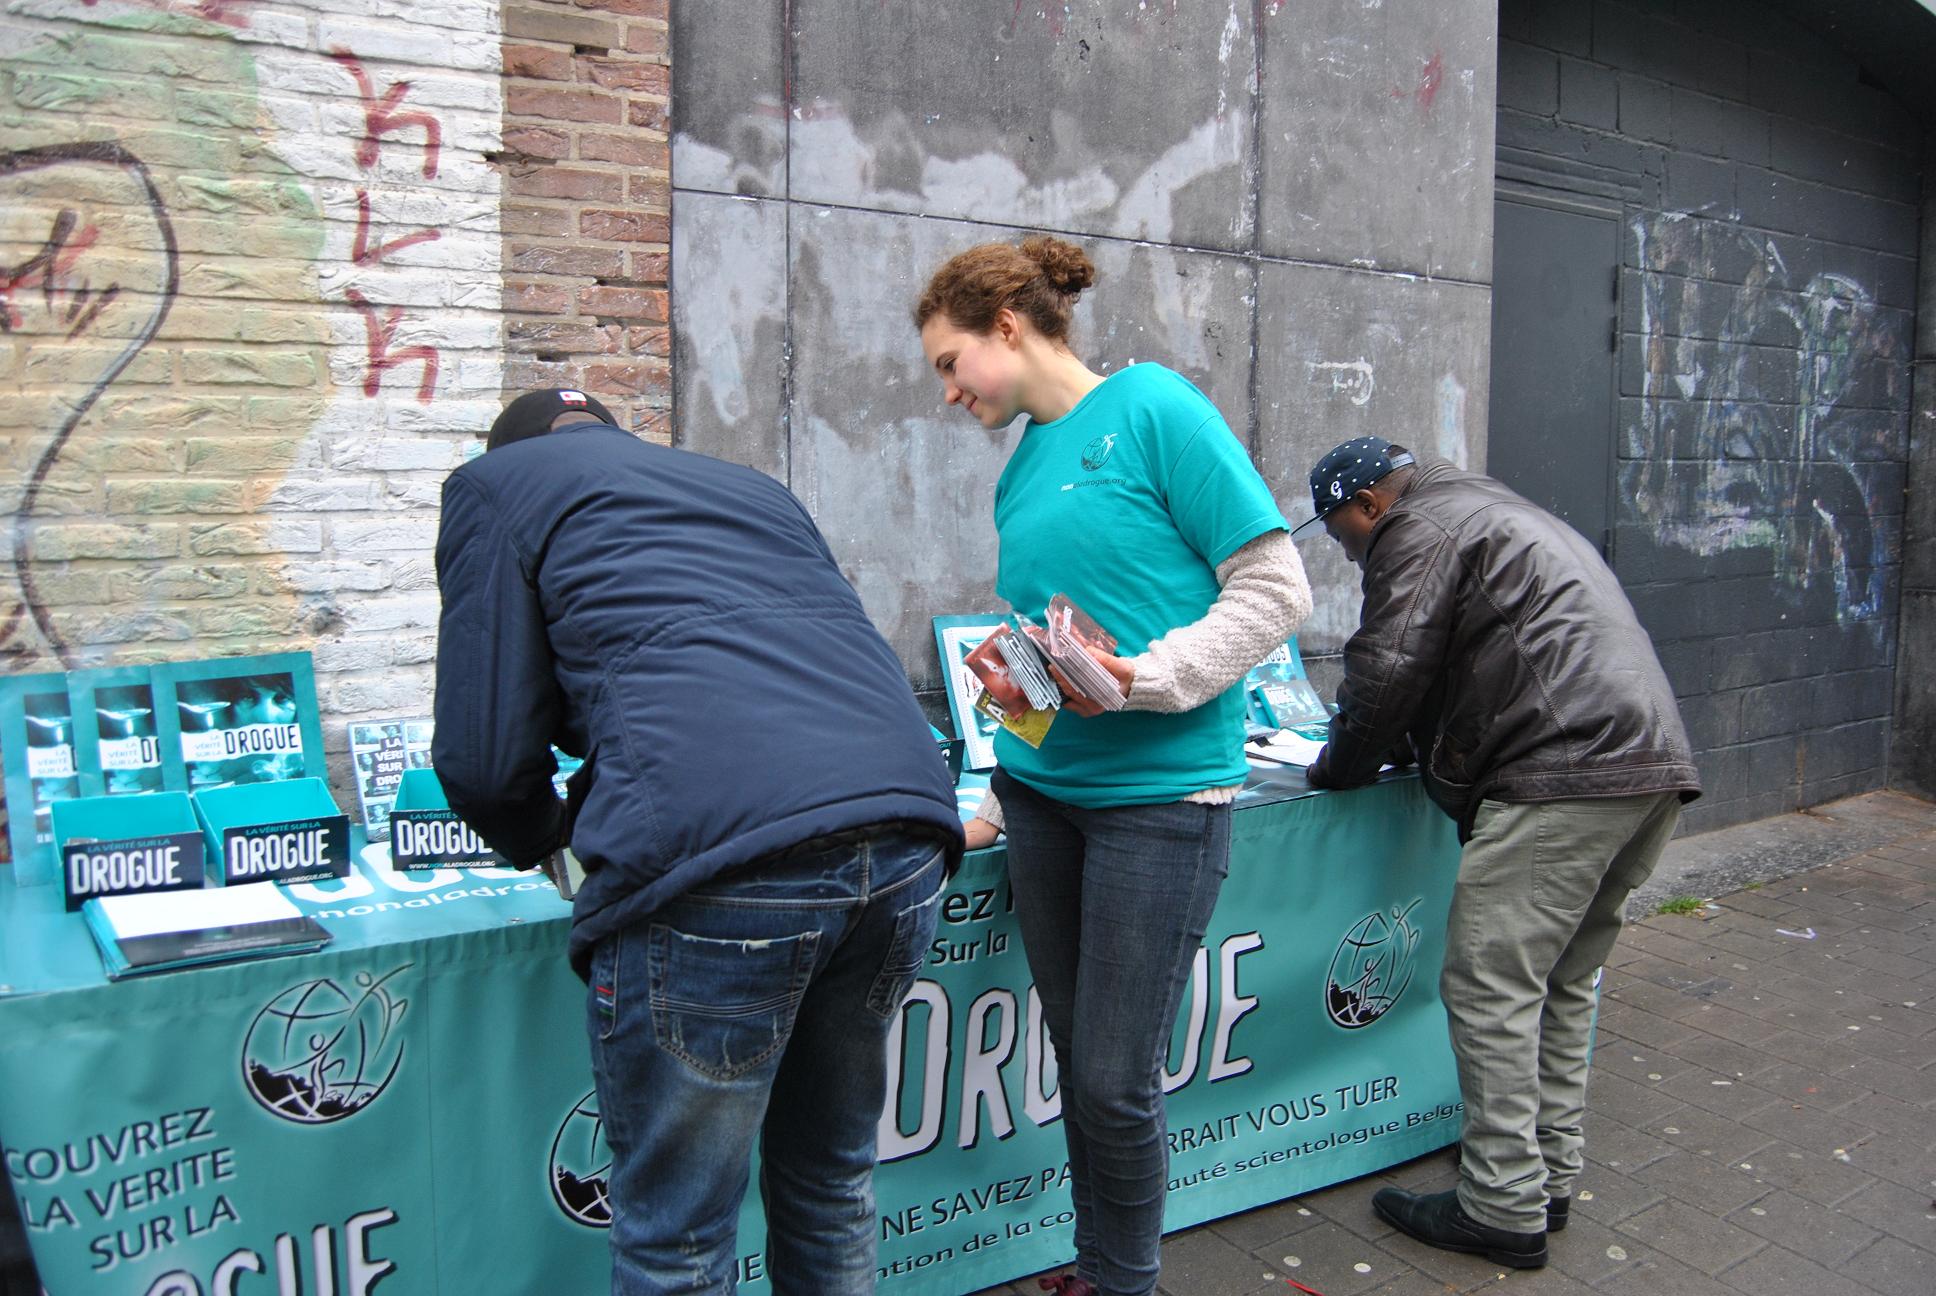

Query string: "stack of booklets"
[[82, 883, 332, 980], [963, 594, 1126, 724]]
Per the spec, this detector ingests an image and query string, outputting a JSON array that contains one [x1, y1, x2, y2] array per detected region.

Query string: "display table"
[[0, 772, 1462, 1294]]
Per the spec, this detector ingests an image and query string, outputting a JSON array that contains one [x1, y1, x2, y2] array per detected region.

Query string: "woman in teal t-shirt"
[[916, 236, 1312, 1296]]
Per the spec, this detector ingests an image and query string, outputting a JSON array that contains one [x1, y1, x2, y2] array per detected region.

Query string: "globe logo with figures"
[[550, 1090, 613, 1228], [1081, 432, 1117, 470], [242, 966, 410, 1123], [1325, 901, 1423, 1029]]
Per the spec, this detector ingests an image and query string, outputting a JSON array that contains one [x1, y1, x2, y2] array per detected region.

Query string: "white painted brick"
[[261, 477, 384, 511], [385, 479, 444, 509], [310, 639, 395, 674], [331, 518, 441, 554], [332, 438, 462, 471], [314, 20, 497, 71], [338, 595, 442, 632], [392, 557, 439, 592], [323, 669, 436, 715], [276, 561, 395, 594]]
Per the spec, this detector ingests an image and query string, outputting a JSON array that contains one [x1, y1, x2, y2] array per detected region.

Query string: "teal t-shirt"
[[992, 363, 1287, 807]]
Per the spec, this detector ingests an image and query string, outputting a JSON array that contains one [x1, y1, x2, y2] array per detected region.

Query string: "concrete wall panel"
[[786, 207, 1256, 688], [789, 0, 1257, 252], [671, 193, 789, 478], [1254, 264, 1492, 650], [671, 0, 786, 197], [1261, 0, 1496, 279]]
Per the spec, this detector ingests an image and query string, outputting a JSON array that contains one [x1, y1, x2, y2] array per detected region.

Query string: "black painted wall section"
[[1498, 0, 1925, 833]]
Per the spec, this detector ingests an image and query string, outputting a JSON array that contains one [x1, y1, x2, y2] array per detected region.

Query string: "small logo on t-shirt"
[[1081, 433, 1117, 471]]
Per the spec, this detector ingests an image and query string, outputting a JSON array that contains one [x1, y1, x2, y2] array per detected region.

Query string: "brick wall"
[[499, 0, 671, 440], [0, 0, 670, 855], [1499, 0, 1923, 832]]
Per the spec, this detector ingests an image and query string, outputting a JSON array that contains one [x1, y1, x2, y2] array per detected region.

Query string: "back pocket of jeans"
[[866, 881, 943, 1019], [647, 925, 820, 1082]]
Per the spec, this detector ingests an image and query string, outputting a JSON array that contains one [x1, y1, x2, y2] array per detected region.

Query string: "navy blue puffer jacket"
[[431, 420, 963, 977]]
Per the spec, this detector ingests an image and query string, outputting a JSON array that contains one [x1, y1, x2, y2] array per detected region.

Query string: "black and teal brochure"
[[152, 653, 326, 793], [68, 664, 172, 798], [0, 671, 82, 882], [346, 716, 433, 840], [389, 767, 495, 869], [195, 778, 351, 886], [51, 792, 207, 911]]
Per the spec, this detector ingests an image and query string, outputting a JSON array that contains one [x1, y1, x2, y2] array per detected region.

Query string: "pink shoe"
[[1038, 1275, 1098, 1296]]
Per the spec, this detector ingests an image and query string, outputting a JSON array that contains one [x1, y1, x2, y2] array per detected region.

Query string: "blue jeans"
[[585, 827, 948, 1295], [993, 770, 1232, 1296]]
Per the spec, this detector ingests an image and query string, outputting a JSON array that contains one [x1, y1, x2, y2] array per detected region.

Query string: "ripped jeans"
[[585, 828, 948, 1295]]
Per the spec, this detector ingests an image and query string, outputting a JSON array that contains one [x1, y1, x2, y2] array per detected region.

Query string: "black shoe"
[[1547, 1195, 1569, 1232], [1372, 1188, 1548, 1268]]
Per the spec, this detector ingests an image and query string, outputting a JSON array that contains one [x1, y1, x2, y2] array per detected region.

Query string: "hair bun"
[[1020, 235, 1097, 295]]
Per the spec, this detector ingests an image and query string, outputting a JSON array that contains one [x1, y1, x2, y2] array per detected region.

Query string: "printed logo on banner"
[[1325, 900, 1424, 1030], [242, 965, 411, 1123], [550, 1090, 613, 1228]]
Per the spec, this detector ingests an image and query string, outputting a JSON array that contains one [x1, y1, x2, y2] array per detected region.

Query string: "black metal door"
[[1486, 194, 1619, 555]]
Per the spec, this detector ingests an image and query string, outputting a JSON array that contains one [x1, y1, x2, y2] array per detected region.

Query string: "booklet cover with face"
[[68, 664, 175, 799], [0, 671, 83, 879], [151, 653, 327, 794], [347, 716, 433, 840]]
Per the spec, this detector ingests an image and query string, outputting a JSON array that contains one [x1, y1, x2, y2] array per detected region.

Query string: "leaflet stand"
[[388, 768, 496, 870], [194, 778, 351, 887], [51, 792, 206, 912]]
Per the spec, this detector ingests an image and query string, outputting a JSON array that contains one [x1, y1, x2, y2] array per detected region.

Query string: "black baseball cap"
[[487, 388, 617, 451], [1288, 436, 1416, 539]]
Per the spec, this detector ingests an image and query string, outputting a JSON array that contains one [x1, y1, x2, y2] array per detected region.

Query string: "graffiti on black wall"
[[1627, 213, 1906, 623]]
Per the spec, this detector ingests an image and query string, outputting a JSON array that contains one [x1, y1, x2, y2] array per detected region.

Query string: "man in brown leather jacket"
[[1295, 436, 1701, 1270]]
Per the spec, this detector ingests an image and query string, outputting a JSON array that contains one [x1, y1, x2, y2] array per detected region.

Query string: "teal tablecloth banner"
[[0, 775, 1461, 1294]]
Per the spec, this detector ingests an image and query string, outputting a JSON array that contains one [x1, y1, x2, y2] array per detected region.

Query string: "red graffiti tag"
[[351, 190, 441, 266], [344, 288, 439, 403], [1392, 52, 1445, 110], [328, 48, 442, 178], [0, 209, 119, 339], [81, 0, 253, 26]]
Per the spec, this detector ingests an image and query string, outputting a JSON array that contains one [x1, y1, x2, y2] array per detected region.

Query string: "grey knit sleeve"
[[1125, 528, 1313, 713]]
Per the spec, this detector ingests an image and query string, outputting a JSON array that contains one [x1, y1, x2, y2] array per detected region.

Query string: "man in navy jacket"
[[432, 389, 964, 1295]]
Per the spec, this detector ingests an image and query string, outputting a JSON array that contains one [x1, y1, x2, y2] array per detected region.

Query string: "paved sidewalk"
[[976, 790, 1936, 1296]]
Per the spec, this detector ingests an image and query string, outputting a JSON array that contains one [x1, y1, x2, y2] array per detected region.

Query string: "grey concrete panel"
[[1253, 262, 1491, 652], [1260, 0, 1496, 280], [787, 0, 1257, 253], [671, 0, 786, 197], [786, 207, 1256, 688], [671, 193, 789, 478]]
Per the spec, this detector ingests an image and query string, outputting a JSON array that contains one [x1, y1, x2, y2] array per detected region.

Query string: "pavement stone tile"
[[1656, 1030, 1784, 1080], [1566, 1165, 1666, 1228], [1602, 975, 1710, 1021], [1715, 1242, 1874, 1296], [1611, 1199, 1769, 1274], [1726, 1188, 1883, 1267], [1651, 1068, 1783, 1119], [1834, 1092, 1936, 1144], [1806, 1053, 1935, 1108], [1739, 1098, 1884, 1152], [1833, 1175, 1936, 1244], [1646, 1104, 1783, 1163], [1541, 1215, 1661, 1287], [1630, 1148, 1775, 1214], [1262, 1219, 1399, 1296], [1741, 994, 1883, 1037], [1576, 1113, 1676, 1175], [1157, 1225, 1293, 1295], [1575, 1070, 1688, 1129], [1728, 1138, 1883, 1208], [1836, 1023, 1933, 1069], [1840, 1128, 1936, 1194], [1837, 1235, 1936, 1296], [1592, 1004, 1701, 1051], [1368, 1221, 1530, 1291], [1833, 946, 1931, 981], [1743, 1059, 1875, 1110], [1208, 1196, 1329, 1251], [1583, 1038, 1694, 1088], [1590, 1253, 1746, 1295], [1674, 1002, 1789, 1046], [1307, 1173, 1402, 1244]]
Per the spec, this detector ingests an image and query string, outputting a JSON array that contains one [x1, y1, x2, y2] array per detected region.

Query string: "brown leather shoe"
[[1372, 1187, 1547, 1268]]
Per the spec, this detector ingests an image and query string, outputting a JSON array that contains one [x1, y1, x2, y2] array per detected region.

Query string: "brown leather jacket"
[[1321, 461, 1701, 839]]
